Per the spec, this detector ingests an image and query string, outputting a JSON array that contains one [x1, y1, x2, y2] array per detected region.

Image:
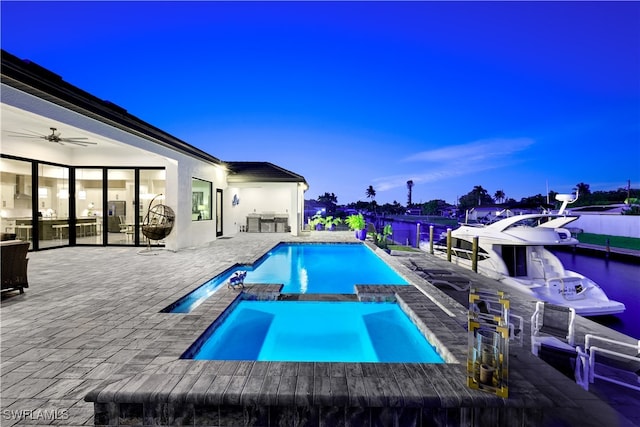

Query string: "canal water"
[[552, 250, 640, 340]]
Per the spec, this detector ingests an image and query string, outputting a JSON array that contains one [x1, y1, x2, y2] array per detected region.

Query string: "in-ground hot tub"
[[183, 300, 444, 363]]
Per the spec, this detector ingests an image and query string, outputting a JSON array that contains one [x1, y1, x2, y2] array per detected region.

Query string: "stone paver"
[[1, 231, 637, 426]]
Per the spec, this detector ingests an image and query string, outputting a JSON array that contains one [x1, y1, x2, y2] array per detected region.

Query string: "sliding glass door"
[[1, 155, 167, 249], [38, 164, 70, 249], [76, 168, 104, 245], [106, 169, 135, 245]]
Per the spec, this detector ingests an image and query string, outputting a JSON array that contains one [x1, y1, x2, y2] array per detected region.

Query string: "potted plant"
[[322, 215, 342, 231], [345, 213, 367, 240]]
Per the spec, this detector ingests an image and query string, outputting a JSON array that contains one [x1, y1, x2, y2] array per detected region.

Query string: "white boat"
[[424, 196, 626, 316]]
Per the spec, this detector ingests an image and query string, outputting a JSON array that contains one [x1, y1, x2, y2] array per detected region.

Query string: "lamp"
[[198, 204, 206, 220]]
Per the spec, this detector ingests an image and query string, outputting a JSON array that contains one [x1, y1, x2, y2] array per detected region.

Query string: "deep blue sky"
[[2, 1, 639, 205]]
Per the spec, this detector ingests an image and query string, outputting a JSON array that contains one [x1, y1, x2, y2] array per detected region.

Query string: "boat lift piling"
[[429, 225, 434, 254], [472, 236, 479, 272], [446, 228, 452, 262]]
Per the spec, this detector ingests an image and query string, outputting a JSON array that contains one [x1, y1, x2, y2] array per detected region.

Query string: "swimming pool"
[[247, 243, 407, 293], [164, 243, 407, 313], [184, 300, 444, 363]]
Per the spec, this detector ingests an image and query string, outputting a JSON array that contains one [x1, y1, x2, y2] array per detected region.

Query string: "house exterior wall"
[[1, 83, 306, 251]]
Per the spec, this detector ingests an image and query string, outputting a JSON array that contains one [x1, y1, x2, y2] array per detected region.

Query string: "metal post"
[[472, 236, 479, 272], [429, 225, 434, 254], [416, 222, 421, 249], [446, 228, 452, 262], [605, 238, 610, 259]]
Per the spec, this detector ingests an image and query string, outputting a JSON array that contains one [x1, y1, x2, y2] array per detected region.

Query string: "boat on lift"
[[425, 192, 625, 316]]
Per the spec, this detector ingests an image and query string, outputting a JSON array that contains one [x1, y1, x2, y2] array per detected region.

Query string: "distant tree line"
[[310, 182, 640, 217]]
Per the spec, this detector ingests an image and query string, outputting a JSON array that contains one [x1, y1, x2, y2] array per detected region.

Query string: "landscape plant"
[[308, 212, 324, 230], [374, 224, 393, 250], [321, 215, 342, 230]]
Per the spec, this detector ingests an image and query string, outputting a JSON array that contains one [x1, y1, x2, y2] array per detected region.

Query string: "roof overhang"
[[1, 49, 222, 166]]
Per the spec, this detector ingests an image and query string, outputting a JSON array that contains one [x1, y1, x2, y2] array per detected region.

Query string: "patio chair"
[[227, 271, 247, 290], [1, 240, 30, 293], [530, 301, 575, 357]]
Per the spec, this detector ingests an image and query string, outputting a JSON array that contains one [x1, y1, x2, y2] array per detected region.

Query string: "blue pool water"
[[187, 301, 444, 363], [165, 243, 407, 313], [246, 243, 407, 293]]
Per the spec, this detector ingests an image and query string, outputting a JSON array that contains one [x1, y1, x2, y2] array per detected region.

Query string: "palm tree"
[[406, 180, 414, 207], [472, 185, 489, 206], [366, 185, 376, 200], [366, 185, 377, 215], [494, 189, 505, 204]]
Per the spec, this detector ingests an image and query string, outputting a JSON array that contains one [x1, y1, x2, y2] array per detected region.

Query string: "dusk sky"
[[2, 1, 639, 205]]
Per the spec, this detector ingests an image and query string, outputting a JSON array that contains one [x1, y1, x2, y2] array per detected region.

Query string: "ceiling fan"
[[7, 127, 98, 147]]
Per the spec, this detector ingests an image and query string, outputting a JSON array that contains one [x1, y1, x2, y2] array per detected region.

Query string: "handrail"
[[585, 334, 640, 352], [585, 334, 640, 391]]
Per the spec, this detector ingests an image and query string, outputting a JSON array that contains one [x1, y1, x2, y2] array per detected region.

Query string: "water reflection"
[[552, 250, 640, 339]]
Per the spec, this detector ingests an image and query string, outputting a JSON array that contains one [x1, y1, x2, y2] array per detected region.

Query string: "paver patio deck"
[[1, 231, 637, 426]]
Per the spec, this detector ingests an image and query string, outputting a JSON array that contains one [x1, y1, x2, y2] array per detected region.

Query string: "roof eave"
[[1, 49, 222, 166]]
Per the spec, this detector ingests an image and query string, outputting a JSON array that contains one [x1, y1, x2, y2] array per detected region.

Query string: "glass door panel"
[[216, 189, 223, 237], [0, 158, 33, 249], [107, 169, 135, 245], [38, 164, 69, 249], [139, 169, 166, 245], [76, 168, 104, 245]]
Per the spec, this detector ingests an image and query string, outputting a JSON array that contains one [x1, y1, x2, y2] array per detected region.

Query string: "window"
[[192, 178, 211, 221]]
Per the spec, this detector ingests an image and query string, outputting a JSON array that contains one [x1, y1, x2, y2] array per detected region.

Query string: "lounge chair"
[[1, 240, 30, 293], [409, 261, 471, 291], [530, 301, 576, 357], [227, 271, 247, 290]]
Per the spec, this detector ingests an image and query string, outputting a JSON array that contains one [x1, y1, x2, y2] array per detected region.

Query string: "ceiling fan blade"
[[5, 134, 43, 139], [60, 137, 90, 141], [64, 140, 97, 146], [5, 130, 47, 137], [19, 128, 49, 136]]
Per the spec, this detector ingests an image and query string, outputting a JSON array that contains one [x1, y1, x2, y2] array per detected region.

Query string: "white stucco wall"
[[571, 215, 640, 238]]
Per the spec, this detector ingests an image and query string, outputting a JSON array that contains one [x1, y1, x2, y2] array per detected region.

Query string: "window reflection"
[[192, 178, 212, 221]]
